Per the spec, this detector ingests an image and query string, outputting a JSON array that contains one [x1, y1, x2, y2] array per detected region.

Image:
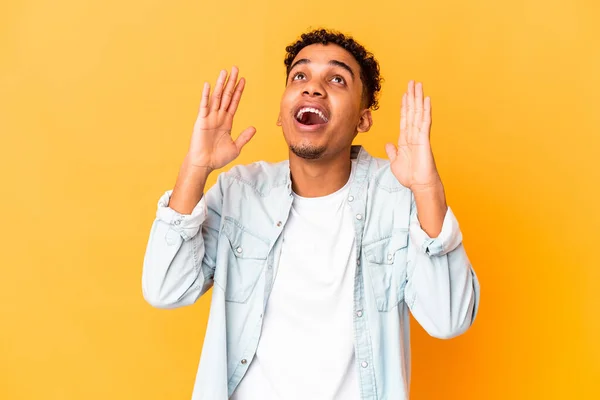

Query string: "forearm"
[[169, 154, 213, 215], [412, 180, 447, 238]]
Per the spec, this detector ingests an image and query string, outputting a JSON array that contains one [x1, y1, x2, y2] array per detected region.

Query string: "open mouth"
[[295, 107, 329, 126]]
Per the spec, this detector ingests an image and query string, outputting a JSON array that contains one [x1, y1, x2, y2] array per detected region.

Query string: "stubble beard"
[[289, 142, 327, 160]]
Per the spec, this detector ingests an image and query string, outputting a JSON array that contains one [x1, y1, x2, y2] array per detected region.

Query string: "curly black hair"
[[284, 28, 382, 111]]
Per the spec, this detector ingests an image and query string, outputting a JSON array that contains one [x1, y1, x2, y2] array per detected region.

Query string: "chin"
[[289, 142, 327, 160]]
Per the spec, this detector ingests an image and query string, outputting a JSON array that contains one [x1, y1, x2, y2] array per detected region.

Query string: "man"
[[142, 28, 480, 400]]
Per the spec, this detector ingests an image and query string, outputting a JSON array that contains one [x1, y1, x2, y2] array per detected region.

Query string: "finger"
[[398, 93, 408, 147], [422, 96, 432, 137], [227, 77, 246, 117], [221, 66, 239, 112], [234, 126, 257, 152], [384, 143, 398, 162], [415, 82, 423, 128], [199, 82, 210, 118], [407, 80, 415, 141], [210, 70, 227, 113]]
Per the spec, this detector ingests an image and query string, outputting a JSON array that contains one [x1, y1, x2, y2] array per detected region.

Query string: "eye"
[[293, 72, 306, 81], [331, 75, 346, 84]]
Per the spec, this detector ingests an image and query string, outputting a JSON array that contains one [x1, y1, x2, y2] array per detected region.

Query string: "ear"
[[357, 109, 373, 133], [276, 113, 282, 126]]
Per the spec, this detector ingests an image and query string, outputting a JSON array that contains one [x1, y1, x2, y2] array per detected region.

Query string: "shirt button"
[[276, 221, 282, 227], [348, 195, 354, 202], [356, 259, 360, 266], [174, 220, 181, 225], [236, 247, 243, 254], [356, 310, 363, 317], [387, 253, 393, 261], [241, 359, 247, 365], [356, 214, 363, 220], [361, 361, 368, 368]]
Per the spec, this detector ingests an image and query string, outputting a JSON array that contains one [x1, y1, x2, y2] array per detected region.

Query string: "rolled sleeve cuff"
[[409, 206, 463, 256], [156, 190, 208, 241]]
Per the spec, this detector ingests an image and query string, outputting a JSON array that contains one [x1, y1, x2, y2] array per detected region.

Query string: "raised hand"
[[384, 80, 441, 193], [187, 66, 256, 171]]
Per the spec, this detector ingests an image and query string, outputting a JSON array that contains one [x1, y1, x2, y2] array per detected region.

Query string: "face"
[[277, 43, 373, 160]]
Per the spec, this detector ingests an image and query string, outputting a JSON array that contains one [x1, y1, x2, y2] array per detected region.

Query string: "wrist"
[[170, 160, 212, 215], [411, 180, 447, 237], [174, 157, 213, 194], [182, 154, 214, 176], [411, 177, 444, 197]]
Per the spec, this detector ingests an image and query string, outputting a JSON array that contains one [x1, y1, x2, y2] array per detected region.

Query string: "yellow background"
[[1, 0, 599, 398]]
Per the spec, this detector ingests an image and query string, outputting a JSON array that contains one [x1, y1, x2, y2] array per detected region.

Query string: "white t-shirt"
[[231, 162, 360, 400]]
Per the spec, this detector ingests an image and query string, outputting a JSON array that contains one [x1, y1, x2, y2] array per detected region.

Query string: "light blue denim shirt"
[[142, 145, 480, 400]]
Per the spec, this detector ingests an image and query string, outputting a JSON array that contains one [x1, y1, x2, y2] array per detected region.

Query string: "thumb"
[[384, 143, 397, 162], [234, 126, 257, 152]]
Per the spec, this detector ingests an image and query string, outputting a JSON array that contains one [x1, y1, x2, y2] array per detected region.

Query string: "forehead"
[[292, 43, 360, 73]]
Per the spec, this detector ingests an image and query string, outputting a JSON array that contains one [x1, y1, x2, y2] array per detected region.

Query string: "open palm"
[[188, 67, 256, 171], [385, 81, 441, 192]]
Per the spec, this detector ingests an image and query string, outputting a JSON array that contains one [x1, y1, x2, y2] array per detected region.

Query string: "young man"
[[142, 29, 480, 400]]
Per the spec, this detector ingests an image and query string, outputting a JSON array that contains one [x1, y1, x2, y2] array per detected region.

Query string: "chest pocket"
[[362, 230, 409, 311], [220, 218, 270, 303]]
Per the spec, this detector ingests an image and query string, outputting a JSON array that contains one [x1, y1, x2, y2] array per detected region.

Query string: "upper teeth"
[[296, 107, 328, 122]]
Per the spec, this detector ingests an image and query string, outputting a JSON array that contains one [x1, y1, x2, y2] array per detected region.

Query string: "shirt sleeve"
[[405, 200, 480, 339], [142, 177, 224, 309], [408, 206, 462, 257], [155, 190, 208, 241]]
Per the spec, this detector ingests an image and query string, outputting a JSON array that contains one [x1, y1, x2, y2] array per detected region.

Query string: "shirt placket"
[[349, 149, 378, 400]]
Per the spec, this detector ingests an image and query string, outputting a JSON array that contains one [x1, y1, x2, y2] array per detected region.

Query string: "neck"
[[288, 148, 353, 197]]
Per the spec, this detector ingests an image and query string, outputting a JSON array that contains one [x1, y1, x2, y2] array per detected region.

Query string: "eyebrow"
[[288, 58, 356, 81]]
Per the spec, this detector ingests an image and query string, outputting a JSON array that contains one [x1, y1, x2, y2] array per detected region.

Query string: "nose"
[[302, 80, 325, 98], [303, 88, 323, 97]]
